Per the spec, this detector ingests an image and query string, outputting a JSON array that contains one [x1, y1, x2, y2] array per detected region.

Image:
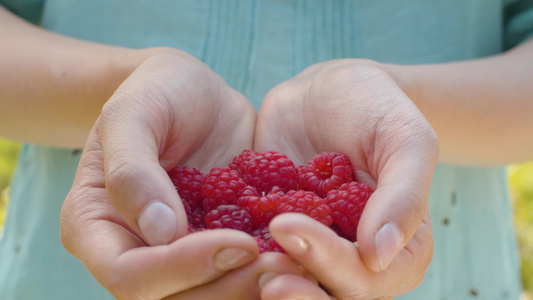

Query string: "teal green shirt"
[[1, 1, 533, 299]]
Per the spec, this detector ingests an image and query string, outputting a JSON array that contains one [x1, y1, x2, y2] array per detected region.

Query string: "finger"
[[115, 230, 259, 299], [269, 213, 433, 299], [62, 193, 260, 300], [95, 55, 232, 246], [62, 133, 259, 299], [165, 252, 304, 300], [97, 94, 192, 246], [356, 106, 439, 272], [269, 213, 368, 299], [261, 274, 331, 300]]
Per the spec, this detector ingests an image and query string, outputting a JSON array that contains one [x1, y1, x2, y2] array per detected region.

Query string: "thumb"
[[97, 102, 187, 246], [356, 119, 439, 272]]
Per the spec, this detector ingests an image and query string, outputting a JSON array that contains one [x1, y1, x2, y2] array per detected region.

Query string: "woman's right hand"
[[60, 49, 304, 299]]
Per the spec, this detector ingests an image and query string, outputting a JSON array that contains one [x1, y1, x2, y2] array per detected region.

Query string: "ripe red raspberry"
[[252, 228, 272, 253], [182, 201, 192, 228], [201, 167, 246, 213], [277, 190, 333, 227], [251, 228, 284, 253], [188, 225, 208, 234], [297, 164, 306, 180], [270, 186, 285, 196], [251, 227, 272, 241], [242, 150, 298, 194], [266, 238, 285, 253], [254, 237, 270, 253], [330, 223, 355, 242], [182, 199, 192, 216], [300, 152, 354, 197], [237, 186, 281, 228], [325, 181, 373, 241], [189, 207, 207, 229], [168, 166, 205, 210], [229, 149, 257, 176], [205, 205, 253, 233]]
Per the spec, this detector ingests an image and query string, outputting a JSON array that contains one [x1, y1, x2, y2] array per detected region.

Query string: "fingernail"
[[375, 222, 404, 271], [273, 233, 308, 255], [139, 201, 176, 246], [214, 247, 256, 271], [258, 272, 278, 289]]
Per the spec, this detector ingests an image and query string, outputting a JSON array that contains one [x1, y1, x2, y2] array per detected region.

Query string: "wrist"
[[74, 46, 191, 125], [103, 47, 177, 96]]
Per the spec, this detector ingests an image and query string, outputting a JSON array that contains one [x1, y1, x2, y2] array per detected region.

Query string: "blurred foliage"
[[0, 138, 21, 232], [509, 162, 533, 295], [0, 138, 21, 188], [0, 137, 532, 294]]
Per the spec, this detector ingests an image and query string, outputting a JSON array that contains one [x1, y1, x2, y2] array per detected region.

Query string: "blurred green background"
[[0, 137, 532, 296], [509, 162, 533, 297], [0, 138, 20, 240]]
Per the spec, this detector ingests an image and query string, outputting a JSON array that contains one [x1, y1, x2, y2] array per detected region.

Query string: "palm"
[[255, 62, 381, 183], [158, 85, 255, 172], [255, 60, 439, 299]]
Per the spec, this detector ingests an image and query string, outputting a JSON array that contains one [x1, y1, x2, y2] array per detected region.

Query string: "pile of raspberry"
[[168, 150, 373, 253]]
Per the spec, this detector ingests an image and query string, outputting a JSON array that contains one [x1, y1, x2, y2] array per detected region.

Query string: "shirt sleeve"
[[0, 0, 44, 24], [504, 0, 533, 49]]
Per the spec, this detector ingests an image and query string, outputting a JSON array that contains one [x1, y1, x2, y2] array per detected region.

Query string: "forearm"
[[386, 39, 533, 165], [0, 7, 161, 148]]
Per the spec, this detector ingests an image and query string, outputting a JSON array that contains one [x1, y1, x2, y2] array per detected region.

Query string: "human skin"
[[386, 38, 533, 166], [2, 7, 307, 299], [254, 39, 533, 299], [255, 62, 438, 299], [2, 5, 533, 300]]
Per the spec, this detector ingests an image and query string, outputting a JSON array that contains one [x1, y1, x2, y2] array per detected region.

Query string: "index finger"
[[356, 108, 438, 272], [268, 213, 433, 299]]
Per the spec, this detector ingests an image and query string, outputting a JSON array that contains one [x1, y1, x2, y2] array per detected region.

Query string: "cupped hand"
[[60, 49, 303, 299], [255, 59, 439, 299]]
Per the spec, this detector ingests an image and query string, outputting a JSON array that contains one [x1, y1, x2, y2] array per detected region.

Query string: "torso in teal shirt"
[[1, 1, 532, 299]]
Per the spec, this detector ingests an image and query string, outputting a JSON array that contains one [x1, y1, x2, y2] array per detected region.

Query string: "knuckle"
[[106, 159, 140, 185], [401, 189, 428, 232], [400, 225, 434, 295], [105, 160, 144, 202], [343, 284, 373, 300]]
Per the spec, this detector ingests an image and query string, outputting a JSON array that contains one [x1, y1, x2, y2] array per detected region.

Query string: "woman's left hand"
[[254, 59, 438, 299]]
